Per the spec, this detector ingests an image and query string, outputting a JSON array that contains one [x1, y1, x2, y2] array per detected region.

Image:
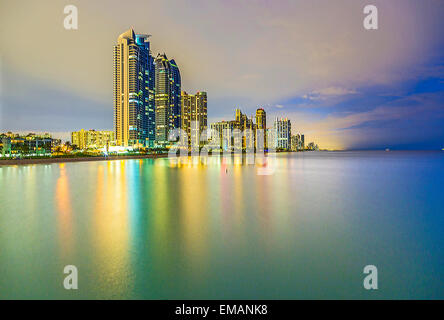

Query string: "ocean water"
[[0, 151, 443, 299]]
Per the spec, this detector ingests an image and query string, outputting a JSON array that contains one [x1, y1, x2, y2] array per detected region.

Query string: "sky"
[[1, 0, 443, 150]]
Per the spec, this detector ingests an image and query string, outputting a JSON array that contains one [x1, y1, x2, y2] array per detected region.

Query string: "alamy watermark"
[[63, 265, 78, 290], [363, 265, 378, 290], [363, 5, 378, 30], [63, 5, 78, 30], [166, 121, 278, 175]]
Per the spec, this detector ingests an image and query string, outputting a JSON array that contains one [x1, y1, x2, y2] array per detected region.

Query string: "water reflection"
[[179, 164, 209, 278], [1, 152, 443, 299], [92, 161, 130, 297], [55, 163, 74, 257]]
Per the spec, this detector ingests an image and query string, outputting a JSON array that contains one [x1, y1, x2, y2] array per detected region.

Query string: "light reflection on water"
[[0, 151, 443, 299]]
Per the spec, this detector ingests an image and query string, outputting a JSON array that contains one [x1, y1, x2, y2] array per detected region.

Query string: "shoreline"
[[1, 150, 440, 167], [0, 153, 168, 166]]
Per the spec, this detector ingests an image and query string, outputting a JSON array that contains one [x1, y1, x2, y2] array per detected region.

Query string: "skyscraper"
[[255, 108, 266, 130], [181, 91, 207, 148], [274, 118, 291, 150], [255, 108, 266, 150], [135, 34, 156, 147], [234, 109, 254, 150], [154, 53, 181, 146], [210, 121, 236, 151], [113, 29, 155, 147]]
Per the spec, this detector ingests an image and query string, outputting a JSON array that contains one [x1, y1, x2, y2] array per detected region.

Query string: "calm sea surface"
[[0, 151, 443, 299]]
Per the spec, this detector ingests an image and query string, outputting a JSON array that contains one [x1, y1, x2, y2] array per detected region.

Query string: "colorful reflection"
[[3, 152, 442, 299], [179, 164, 209, 271], [55, 163, 74, 257], [91, 161, 131, 297]]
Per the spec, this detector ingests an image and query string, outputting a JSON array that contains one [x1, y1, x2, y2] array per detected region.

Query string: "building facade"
[[113, 29, 155, 147], [209, 121, 236, 151], [71, 129, 87, 149], [234, 109, 255, 150], [274, 118, 291, 150], [181, 91, 207, 149], [290, 134, 305, 151], [154, 53, 181, 146], [0, 132, 54, 156], [71, 129, 114, 149], [255, 108, 267, 150]]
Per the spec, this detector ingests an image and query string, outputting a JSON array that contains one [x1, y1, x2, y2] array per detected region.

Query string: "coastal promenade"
[[0, 153, 168, 166]]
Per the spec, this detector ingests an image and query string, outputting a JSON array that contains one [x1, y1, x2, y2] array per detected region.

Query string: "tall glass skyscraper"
[[135, 34, 155, 147], [113, 29, 155, 147], [154, 54, 181, 146]]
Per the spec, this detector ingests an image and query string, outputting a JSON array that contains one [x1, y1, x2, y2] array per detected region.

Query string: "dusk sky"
[[1, 0, 443, 150]]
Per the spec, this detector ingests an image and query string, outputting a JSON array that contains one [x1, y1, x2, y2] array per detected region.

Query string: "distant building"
[[291, 134, 299, 151], [113, 29, 155, 147], [0, 137, 8, 156], [209, 109, 256, 151], [154, 53, 181, 146], [255, 108, 267, 150], [71, 129, 114, 149], [234, 109, 255, 150], [291, 133, 305, 151], [307, 142, 319, 151], [0, 132, 54, 156], [274, 118, 291, 151], [181, 91, 207, 148], [71, 129, 87, 149], [266, 128, 275, 149], [209, 121, 236, 150]]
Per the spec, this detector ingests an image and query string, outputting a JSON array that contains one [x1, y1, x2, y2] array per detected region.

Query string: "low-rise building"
[[0, 132, 54, 156], [71, 129, 114, 149]]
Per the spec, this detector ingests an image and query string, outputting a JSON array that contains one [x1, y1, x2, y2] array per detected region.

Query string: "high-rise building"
[[181, 91, 207, 148], [210, 121, 236, 150], [154, 53, 181, 146], [135, 34, 156, 147], [274, 118, 291, 150], [266, 128, 276, 149], [255, 108, 266, 130], [291, 134, 300, 151], [255, 108, 267, 150], [234, 109, 255, 150], [113, 29, 155, 147]]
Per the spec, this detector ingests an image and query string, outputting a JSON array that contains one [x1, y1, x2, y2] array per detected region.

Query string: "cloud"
[[314, 87, 358, 96], [285, 91, 444, 150], [2, 0, 443, 104], [0, 0, 443, 149], [302, 87, 358, 101]]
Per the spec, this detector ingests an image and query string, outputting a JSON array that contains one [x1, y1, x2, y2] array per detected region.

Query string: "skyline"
[[1, 0, 444, 150]]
